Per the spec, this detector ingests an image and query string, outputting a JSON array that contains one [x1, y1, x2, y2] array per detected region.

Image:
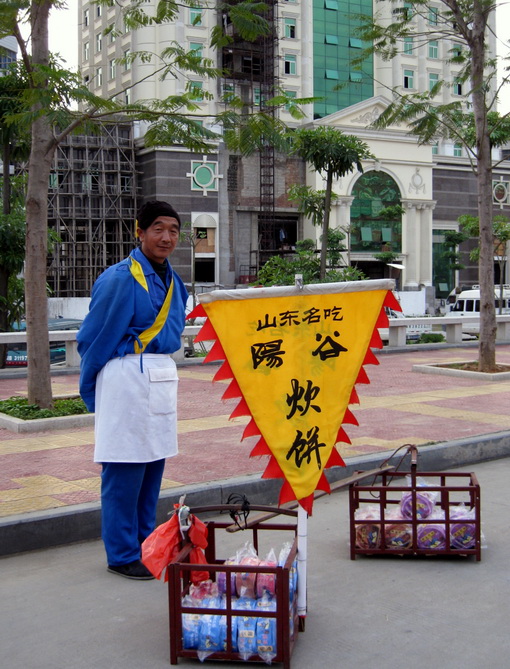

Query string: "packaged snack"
[[400, 476, 438, 519], [417, 524, 446, 550], [235, 543, 260, 599], [182, 594, 203, 650], [355, 523, 381, 549], [235, 597, 257, 660], [256, 593, 277, 664], [256, 548, 277, 598], [217, 556, 237, 596], [354, 505, 381, 549], [384, 523, 412, 548], [278, 542, 298, 603], [197, 595, 228, 661], [450, 521, 476, 549]]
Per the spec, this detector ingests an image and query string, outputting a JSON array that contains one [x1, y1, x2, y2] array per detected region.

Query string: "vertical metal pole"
[[297, 505, 308, 619], [294, 273, 307, 618]]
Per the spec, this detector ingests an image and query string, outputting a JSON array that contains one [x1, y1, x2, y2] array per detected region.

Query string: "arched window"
[[350, 172, 402, 253]]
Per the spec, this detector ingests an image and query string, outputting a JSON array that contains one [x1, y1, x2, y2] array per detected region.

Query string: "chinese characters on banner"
[[188, 280, 398, 513]]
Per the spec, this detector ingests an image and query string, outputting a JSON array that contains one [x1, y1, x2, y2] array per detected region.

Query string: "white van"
[[444, 285, 510, 334], [448, 285, 510, 315]]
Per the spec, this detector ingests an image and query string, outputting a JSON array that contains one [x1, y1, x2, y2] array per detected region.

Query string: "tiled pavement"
[[2, 344, 510, 519]]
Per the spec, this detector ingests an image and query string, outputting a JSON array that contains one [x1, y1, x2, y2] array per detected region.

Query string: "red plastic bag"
[[141, 511, 209, 583]]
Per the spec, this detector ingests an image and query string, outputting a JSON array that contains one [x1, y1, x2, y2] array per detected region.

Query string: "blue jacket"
[[77, 248, 188, 412]]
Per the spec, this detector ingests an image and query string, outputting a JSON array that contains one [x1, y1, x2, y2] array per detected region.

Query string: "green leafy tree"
[[1, 0, 306, 407], [0, 207, 25, 365], [459, 214, 510, 313], [290, 127, 374, 280], [355, 0, 510, 371], [256, 237, 366, 286], [0, 70, 30, 364]]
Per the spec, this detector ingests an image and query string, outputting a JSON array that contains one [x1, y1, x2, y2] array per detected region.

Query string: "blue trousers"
[[101, 460, 166, 566]]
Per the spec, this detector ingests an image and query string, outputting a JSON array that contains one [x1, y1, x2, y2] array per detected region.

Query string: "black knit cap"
[[136, 200, 181, 230]]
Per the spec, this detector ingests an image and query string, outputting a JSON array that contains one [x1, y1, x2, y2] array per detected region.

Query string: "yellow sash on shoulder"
[[129, 256, 175, 354]]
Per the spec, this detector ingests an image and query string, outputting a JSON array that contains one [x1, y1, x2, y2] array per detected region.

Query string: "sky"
[[42, 1, 510, 114]]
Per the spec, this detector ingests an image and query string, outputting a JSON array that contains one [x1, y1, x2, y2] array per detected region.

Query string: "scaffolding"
[[221, 0, 280, 273], [46, 122, 139, 296], [258, 0, 278, 259]]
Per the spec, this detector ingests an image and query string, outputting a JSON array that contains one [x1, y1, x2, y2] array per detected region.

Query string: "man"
[[77, 200, 188, 580]]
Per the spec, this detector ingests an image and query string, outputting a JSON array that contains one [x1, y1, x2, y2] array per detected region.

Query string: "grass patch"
[[0, 395, 89, 420]]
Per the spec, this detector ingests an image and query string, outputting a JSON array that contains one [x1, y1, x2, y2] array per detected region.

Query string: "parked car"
[[379, 309, 433, 344], [5, 318, 82, 367]]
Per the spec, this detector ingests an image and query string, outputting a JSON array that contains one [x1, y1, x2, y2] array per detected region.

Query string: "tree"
[[355, 0, 510, 371], [290, 127, 373, 280], [0, 71, 30, 363], [458, 213, 510, 313], [256, 237, 366, 287], [1, 0, 305, 407], [0, 207, 25, 365]]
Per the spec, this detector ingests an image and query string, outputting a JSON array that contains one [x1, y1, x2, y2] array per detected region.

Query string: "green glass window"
[[190, 81, 203, 100], [350, 172, 402, 254], [429, 72, 439, 92], [454, 142, 463, 157], [404, 37, 413, 55], [190, 9, 202, 25], [324, 0, 338, 9], [284, 89, 297, 110], [284, 18, 297, 39], [325, 35, 339, 45], [428, 40, 438, 59], [349, 37, 363, 48], [190, 42, 203, 57], [284, 54, 297, 75], [350, 72, 362, 82], [325, 69, 339, 79], [403, 69, 414, 89]]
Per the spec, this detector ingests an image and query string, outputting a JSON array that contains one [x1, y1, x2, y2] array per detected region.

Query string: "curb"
[[0, 412, 95, 433], [2, 430, 510, 557]]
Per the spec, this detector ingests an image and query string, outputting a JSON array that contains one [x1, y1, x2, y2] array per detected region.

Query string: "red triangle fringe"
[[369, 328, 383, 349], [222, 378, 242, 400], [326, 447, 345, 468], [336, 426, 352, 445], [242, 418, 261, 441], [349, 387, 360, 405], [355, 366, 370, 385], [384, 290, 402, 311], [229, 397, 251, 418], [250, 437, 271, 457], [343, 407, 359, 426], [213, 360, 233, 382], [204, 339, 225, 363], [363, 348, 379, 366], [186, 304, 207, 320], [262, 456, 285, 480], [194, 319, 217, 343]]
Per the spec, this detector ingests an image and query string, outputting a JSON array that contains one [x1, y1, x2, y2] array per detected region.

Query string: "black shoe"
[[107, 560, 155, 580]]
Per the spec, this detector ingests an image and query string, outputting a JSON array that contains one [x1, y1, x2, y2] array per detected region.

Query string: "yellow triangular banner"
[[194, 280, 395, 507]]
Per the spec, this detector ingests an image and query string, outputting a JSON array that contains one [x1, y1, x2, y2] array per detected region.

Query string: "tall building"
[[70, 1, 509, 310]]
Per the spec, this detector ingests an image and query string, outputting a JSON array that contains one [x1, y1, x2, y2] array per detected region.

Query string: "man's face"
[[137, 216, 180, 264]]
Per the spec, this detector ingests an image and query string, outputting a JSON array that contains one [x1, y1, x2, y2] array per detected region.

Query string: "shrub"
[[418, 332, 445, 344]]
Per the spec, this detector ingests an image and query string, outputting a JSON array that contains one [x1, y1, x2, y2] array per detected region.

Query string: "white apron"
[[94, 354, 179, 463]]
